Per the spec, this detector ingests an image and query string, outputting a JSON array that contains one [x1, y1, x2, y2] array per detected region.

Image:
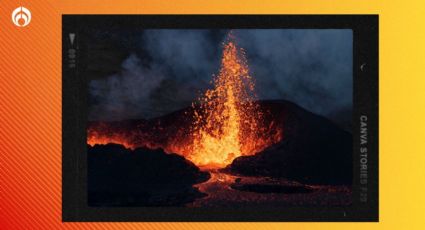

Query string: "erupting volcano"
[[87, 34, 283, 168], [86, 29, 354, 208], [189, 35, 280, 167]]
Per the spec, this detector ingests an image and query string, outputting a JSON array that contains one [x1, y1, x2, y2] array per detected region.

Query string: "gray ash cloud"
[[88, 29, 352, 129]]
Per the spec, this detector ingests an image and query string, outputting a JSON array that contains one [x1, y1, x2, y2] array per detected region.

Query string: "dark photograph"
[[85, 29, 353, 208]]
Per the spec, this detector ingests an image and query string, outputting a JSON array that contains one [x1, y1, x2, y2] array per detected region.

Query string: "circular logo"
[[12, 6, 31, 27]]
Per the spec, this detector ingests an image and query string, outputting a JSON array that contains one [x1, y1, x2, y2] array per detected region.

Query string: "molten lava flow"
[[189, 35, 278, 167], [87, 33, 283, 168]]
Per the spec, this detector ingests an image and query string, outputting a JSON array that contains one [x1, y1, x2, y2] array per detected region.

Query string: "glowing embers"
[[189, 36, 280, 167], [87, 34, 283, 168]]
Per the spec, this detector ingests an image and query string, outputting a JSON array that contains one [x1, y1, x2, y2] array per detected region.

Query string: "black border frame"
[[62, 15, 378, 222]]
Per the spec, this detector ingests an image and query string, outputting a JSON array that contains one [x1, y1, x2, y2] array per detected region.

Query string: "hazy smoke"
[[236, 29, 352, 116], [89, 54, 165, 120], [89, 29, 352, 126]]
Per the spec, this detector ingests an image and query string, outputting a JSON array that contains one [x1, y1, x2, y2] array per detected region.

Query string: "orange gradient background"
[[1, 0, 424, 229]]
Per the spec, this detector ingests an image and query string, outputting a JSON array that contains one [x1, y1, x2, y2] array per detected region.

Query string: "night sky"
[[87, 29, 352, 129]]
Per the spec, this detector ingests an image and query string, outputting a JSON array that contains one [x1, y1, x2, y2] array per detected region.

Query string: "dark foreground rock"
[[88, 99, 352, 186], [88, 144, 210, 206], [230, 176, 313, 194], [224, 100, 352, 185]]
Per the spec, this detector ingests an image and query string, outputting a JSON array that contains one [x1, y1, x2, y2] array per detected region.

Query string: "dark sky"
[[88, 29, 352, 128]]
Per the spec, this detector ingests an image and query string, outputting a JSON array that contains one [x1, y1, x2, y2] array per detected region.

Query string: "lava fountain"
[[87, 33, 283, 168], [189, 35, 266, 167]]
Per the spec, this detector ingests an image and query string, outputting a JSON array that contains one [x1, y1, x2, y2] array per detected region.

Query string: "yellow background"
[[0, 0, 424, 229]]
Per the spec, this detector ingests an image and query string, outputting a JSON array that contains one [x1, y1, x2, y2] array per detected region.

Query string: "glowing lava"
[[189, 35, 268, 167], [87, 33, 283, 168]]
